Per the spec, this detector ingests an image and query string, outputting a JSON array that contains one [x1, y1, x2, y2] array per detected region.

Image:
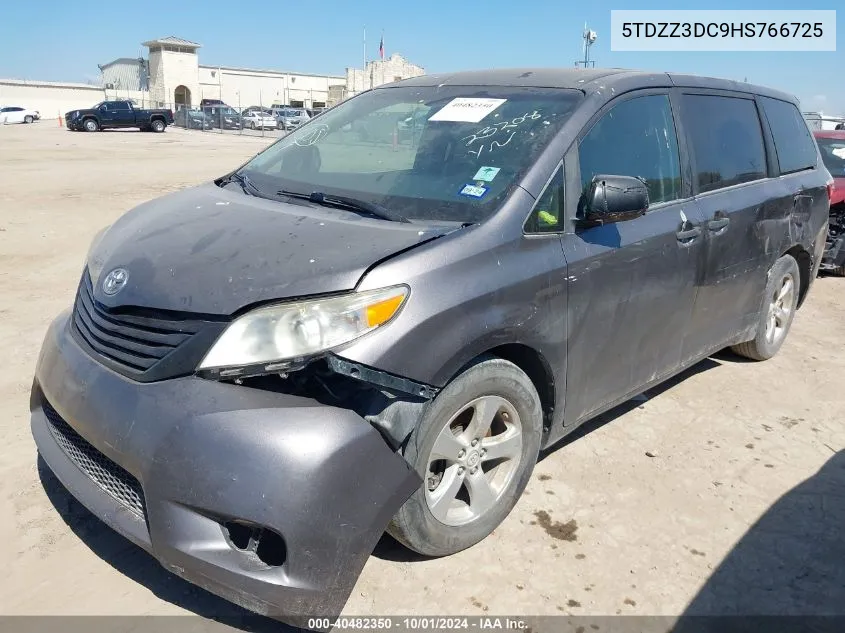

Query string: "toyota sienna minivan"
[[31, 68, 831, 623]]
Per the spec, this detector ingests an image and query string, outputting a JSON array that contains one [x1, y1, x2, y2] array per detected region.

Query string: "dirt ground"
[[1, 122, 844, 627]]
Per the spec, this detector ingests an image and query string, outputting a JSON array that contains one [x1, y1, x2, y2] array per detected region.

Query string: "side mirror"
[[99, 105, 107, 112], [582, 174, 649, 224]]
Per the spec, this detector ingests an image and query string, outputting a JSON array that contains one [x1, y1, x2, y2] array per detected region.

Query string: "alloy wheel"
[[765, 273, 794, 345], [425, 395, 523, 526]]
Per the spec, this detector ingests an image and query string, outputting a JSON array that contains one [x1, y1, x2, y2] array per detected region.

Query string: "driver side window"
[[578, 94, 682, 207]]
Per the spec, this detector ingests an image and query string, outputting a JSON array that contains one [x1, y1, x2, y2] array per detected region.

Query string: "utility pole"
[[575, 24, 597, 68], [362, 26, 367, 92]]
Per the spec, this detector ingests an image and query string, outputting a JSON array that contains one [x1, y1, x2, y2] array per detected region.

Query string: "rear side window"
[[816, 137, 845, 178], [578, 94, 682, 205], [682, 95, 766, 193], [760, 97, 817, 174]]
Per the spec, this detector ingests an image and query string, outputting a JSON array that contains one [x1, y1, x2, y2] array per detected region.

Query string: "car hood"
[[87, 183, 456, 315]]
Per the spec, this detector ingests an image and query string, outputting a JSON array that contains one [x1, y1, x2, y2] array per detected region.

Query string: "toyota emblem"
[[102, 268, 129, 296]]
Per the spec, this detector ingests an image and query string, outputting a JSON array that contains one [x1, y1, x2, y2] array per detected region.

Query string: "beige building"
[[104, 36, 424, 110], [346, 54, 426, 94]]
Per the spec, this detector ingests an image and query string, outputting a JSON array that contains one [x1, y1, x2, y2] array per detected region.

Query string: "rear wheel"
[[150, 119, 166, 133], [83, 118, 99, 132], [731, 254, 800, 361], [388, 357, 543, 556]]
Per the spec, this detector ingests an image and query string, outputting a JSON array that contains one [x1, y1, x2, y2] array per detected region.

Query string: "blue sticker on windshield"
[[459, 184, 488, 199]]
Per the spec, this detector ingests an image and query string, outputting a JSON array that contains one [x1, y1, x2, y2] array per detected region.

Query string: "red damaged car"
[[815, 130, 845, 275]]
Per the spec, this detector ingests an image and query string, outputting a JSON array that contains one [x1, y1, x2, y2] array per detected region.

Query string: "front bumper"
[[31, 311, 420, 621]]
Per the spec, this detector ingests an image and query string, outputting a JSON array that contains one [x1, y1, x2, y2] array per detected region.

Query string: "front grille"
[[43, 400, 146, 518], [71, 272, 204, 375]]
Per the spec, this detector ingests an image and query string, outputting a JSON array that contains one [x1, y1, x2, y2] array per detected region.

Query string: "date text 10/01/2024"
[[306, 617, 531, 630]]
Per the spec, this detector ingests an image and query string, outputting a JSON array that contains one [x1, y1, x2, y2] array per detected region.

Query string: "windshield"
[[241, 85, 582, 223], [817, 137, 845, 178]]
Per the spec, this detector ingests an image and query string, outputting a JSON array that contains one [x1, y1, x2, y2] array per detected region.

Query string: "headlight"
[[86, 225, 112, 285], [198, 285, 409, 372]]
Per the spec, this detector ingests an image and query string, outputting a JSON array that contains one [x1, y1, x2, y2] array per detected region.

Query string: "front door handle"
[[707, 217, 730, 231], [676, 226, 702, 243]]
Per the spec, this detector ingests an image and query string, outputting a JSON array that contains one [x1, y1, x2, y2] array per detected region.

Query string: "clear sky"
[[1, 0, 842, 113]]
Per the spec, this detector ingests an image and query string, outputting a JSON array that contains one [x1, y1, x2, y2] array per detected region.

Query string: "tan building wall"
[[152, 48, 200, 107], [0, 79, 105, 119], [346, 54, 425, 95]]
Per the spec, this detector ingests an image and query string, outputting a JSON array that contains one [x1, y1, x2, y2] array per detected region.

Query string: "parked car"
[[241, 106, 273, 117], [174, 107, 213, 130], [242, 110, 277, 130], [199, 98, 226, 108], [272, 106, 310, 130], [814, 130, 845, 275], [65, 100, 173, 132], [202, 105, 242, 130], [31, 68, 831, 625], [0, 105, 40, 124]]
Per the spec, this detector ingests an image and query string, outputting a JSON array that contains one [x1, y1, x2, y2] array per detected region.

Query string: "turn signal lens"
[[366, 295, 405, 328]]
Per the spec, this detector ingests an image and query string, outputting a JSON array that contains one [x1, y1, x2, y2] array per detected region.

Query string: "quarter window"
[[760, 97, 817, 174], [525, 167, 564, 233], [578, 94, 681, 206], [682, 95, 767, 193]]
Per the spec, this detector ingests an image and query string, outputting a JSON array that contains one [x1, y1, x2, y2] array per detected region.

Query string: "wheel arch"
[[782, 244, 812, 308], [450, 343, 556, 437]]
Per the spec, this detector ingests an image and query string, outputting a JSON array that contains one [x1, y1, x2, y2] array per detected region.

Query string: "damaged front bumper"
[[30, 311, 421, 622]]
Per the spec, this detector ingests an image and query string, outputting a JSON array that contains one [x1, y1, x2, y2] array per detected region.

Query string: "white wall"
[[198, 65, 345, 109], [0, 79, 105, 119]]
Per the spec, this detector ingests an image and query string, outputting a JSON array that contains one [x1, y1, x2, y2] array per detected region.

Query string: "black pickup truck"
[[65, 100, 174, 132]]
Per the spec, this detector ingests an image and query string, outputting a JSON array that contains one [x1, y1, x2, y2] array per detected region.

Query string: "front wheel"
[[388, 357, 543, 556], [150, 119, 166, 133], [83, 118, 99, 132], [731, 254, 801, 361], [24, 115, 33, 124]]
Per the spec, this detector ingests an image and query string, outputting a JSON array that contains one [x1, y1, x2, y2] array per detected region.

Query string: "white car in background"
[[0, 106, 40, 124], [241, 110, 277, 130]]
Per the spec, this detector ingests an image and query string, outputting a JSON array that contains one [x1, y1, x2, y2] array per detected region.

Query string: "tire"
[[731, 254, 801, 361], [24, 115, 33, 124], [250, 121, 256, 130], [387, 356, 543, 556], [83, 118, 99, 132], [150, 119, 166, 133]]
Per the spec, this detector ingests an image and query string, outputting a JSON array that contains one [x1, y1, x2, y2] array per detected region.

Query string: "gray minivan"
[[31, 68, 831, 623]]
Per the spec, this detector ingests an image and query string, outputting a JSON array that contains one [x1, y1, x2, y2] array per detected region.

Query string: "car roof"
[[383, 67, 797, 104], [814, 130, 845, 140]]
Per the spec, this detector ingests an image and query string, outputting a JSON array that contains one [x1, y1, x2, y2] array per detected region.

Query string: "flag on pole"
[[379, 34, 384, 60]]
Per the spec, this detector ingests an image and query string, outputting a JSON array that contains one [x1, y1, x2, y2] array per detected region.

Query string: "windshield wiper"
[[219, 172, 267, 198], [279, 189, 410, 223]]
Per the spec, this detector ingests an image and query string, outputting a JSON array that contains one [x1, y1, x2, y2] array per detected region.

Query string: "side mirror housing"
[[582, 174, 649, 224]]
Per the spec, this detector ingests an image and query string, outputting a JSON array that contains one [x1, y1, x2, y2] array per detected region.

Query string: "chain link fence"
[[163, 101, 292, 140]]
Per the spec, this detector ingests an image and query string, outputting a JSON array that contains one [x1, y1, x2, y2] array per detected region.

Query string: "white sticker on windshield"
[[833, 147, 845, 160], [429, 98, 507, 123]]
